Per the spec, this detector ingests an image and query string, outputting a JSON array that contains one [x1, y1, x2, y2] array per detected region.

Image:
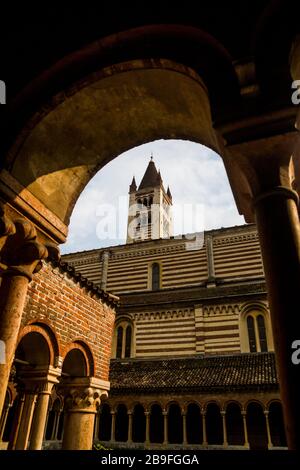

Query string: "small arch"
[[62, 349, 87, 377], [226, 402, 244, 445], [99, 403, 112, 441], [112, 318, 134, 359], [187, 403, 202, 444], [206, 403, 223, 445], [240, 303, 274, 353], [63, 340, 94, 376], [168, 403, 183, 444], [115, 404, 128, 442], [246, 402, 268, 450], [15, 331, 50, 367], [151, 262, 160, 291], [132, 404, 146, 443], [268, 402, 287, 447], [150, 404, 164, 444]]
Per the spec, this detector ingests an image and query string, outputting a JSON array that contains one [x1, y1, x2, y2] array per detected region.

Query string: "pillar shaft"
[[15, 392, 37, 450], [145, 412, 150, 444], [254, 187, 300, 449], [241, 412, 249, 448], [0, 404, 10, 441], [221, 411, 228, 447], [110, 412, 115, 442], [182, 413, 187, 445], [264, 411, 273, 449], [128, 412, 133, 443], [0, 275, 30, 416], [163, 412, 168, 445], [29, 391, 51, 450], [201, 412, 207, 445], [62, 409, 96, 450], [8, 393, 25, 450]]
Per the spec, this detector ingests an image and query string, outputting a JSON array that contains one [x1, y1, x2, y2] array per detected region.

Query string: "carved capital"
[[64, 387, 102, 411], [0, 214, 60, 279]]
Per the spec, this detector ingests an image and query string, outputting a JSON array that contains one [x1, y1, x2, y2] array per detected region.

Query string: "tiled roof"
[[109, 352, 278, 394]]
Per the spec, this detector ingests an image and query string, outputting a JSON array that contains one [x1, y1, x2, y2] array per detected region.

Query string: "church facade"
[[61, 159, 286, 450]]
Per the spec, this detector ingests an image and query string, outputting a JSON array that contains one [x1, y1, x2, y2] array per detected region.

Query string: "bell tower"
[[127, 156, 173, 243]]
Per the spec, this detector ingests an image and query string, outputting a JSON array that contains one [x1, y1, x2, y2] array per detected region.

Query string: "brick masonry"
[[19, 261, 116, 381]]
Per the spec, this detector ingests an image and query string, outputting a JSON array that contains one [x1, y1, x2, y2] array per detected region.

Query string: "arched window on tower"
[[151, 263, 160, 291], [246, 314, 268, 352], [113, 320, 134, 359], [240, 306, 273, 353]]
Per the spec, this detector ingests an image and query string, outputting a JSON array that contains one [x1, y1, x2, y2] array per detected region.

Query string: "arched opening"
[[62, 349, 87, 377], [167, 403, 183, 444], [246, 402, 268, 450], [226, 403, 244, 446], [186, 403, 202, 444], [206, 403, 223, 445], [149, 404, 163, 444], [151, 263, 160, 291], [113, 320, 134, 359], [45, 398, 63, 441], [115, 404, 128, 442], [269, 402, 287, 448], [132, 404, 146, 443], [99, 403, 112, 442], [15, 332, 50, 367]]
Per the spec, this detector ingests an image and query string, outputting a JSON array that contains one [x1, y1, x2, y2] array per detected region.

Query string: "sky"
[[60, 140, 245, 254]]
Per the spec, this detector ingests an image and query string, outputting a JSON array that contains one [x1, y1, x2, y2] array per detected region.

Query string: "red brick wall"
[[20, 261, 116, 381]]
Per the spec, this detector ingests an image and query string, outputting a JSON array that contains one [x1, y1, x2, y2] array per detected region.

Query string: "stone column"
[[0, 402, 11, 441], [52, 410, 62, 440], [182, 412, 187, 446], [127, 410, 133, 444], [15, 390, 38, 450], [241, 411, 249, 448], [8, 391, 25, 450], [201, 410, 207, 446], [60, 378, 109, 450], [264, 411, 273, 449], [29, 369, 60, 450], [163, 411, 168, 445], [145, 411, 150, 444], [110, 411, 115, 442], [254, 185, 300, 449], [94, 411, 100, 441], [221, 411, 228, 447], [0, 213, 59, 418]]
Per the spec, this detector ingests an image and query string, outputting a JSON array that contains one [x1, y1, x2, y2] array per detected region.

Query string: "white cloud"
[[60, 140, 245, 254]]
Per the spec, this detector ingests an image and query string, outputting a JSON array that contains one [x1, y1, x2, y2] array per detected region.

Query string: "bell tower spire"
[[127, 156, 173, 243]]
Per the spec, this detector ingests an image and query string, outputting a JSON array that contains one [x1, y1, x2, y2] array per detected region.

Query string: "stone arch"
[[99, 402, 112, 442], [246, 401, 268, 450], [63, 340, 95, 377], [186, 402, 202, 444], [225, 402, 244, 446], [205, 402, 223, 445], [15, 329, 51, 367], [268, 400, 287, 447], [149, 403, 164, 444], [132, 403, 146, 443], [115, 403, 128, 442], [240, 302, 274, 353]]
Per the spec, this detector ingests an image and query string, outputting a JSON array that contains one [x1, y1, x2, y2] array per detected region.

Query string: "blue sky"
[[60, 140, 245, 254]]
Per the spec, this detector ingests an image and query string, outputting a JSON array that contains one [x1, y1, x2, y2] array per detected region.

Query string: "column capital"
[[0, 215, 60, 280], [264, 410, 269, 416], [59, 377, 108, 412], [220, 410, 226, 416], [241, 410, 247, 417]]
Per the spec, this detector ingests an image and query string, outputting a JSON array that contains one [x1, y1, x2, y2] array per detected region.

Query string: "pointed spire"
[[167, 186, 172, 200], [138, 157, 161, 190], [157, 170, 162, 185], [129, 176, 137, 193]]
